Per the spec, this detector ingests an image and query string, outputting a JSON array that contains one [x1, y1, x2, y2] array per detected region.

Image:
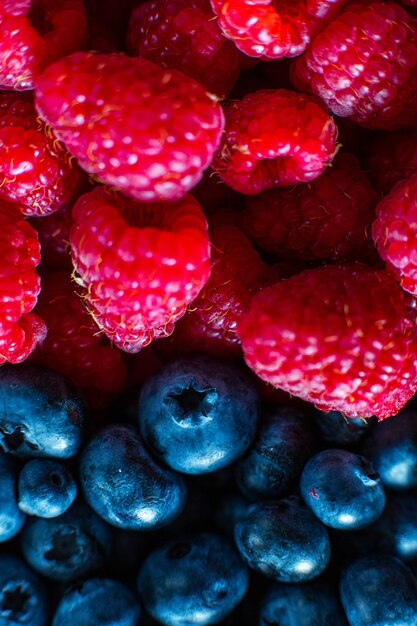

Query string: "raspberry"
[[0, 199, 46, 364], [212, 89, 338, 195], [160, 225, 276, 357], [367, 130, 417, 196], [372, 173, 417, 295], [241, 152, 378, 262], [34, 52, 225, 203], [127, 0, 241, 98], [210, 0, 347, 59], [30, 202, 73, 271], [292, 2, 417, 130], [0, 92, 85, 217], [70, 187, 211, 353], [238, 264, 417, 419], [32, 272, 128, 407], [0, 0, 87, 91]]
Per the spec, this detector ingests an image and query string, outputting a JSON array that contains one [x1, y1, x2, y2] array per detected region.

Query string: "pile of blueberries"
[[0, 356, 417, 625]]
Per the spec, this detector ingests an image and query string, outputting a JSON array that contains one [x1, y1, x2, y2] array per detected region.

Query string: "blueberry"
[[300, 449, 386, 529], [234, 496, 330, 583], [340, 555, 417, 626], [214, 492, 249, 537], [0, 454, 25, 542], [21, 500, 112, 582], [138, 355, 259, 474], [314, 410, 374, 446], [259, 579, 348, 626], [360, 409, 417, 490], [18, 459, 77, 518], [235, 406, 317, 500], [0, 555, 47, 626], [0, 365, 86, 459], [80, 424, 187, 530], [372, 492, 417, 562], [137, 532, 249, 626], [52, 578, 141, 626]]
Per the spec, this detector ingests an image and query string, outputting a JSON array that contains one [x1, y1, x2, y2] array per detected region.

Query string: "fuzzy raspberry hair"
[[70, 187, 211, 353], [239, 264, 417, 419], [0, 0, 87, 90], [34, 52, 225, 202], [292, 2, 417, 130], [212, 89, 338, 195]]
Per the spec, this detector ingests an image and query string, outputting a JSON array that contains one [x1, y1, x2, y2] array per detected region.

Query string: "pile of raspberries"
[[3, 0, 417, 420]]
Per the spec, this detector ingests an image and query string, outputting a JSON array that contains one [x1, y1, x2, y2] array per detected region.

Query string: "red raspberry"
[[70, 187, 211, 353], [0, 91, 85, 217], [241, 152, 378, 262], [292, 2, 417, 130], [32, 272, 128, 407], [159, 225, 276, 357], [372, 173, 417, 295], [127, 0, 241, 98], [367, 130, 417, 196], [210, 0, 347, 59], [212, 89, 338, 195], [34, 52, 225, 202], [0, 0, 87, 91], [239, 264, 417, 419], [0, 199, 46, 364]]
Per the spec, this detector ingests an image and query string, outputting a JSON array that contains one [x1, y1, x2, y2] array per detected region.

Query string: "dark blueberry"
[[18, 459, 77, 518], [80, 424, 187, 530], [138, 355, 259, 474], [360, 409, 417, 490], [137, 533, 249, 626], [0, 365, 86, 459], [314, 410, 374, 447], [235, 406, 317, 500], [300, 449, 386, 529], [340, 555, 417, 626], [370, 492, 417, 563], [52, 578, 141, 626], [259, 579, 348, 626], [0, 454, 25, 542], [21, 500, 112, 582], [0, 555, 47, 626], [234, 497, 330, 583]]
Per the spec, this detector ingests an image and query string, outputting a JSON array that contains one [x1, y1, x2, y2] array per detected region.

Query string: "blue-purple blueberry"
[[18, 459, 77, 518], [0, 454, 25, 542], [0, 555, 47, 626]]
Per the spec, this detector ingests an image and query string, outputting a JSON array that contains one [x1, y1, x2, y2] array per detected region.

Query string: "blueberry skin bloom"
[[80, 424, 187, 530], [138, 355, 259, 474], [235, 406, 317, 500], [234, 497, 330, 583], [0, 365, 86, 459], [18, 459, 77, 518], [0, 555, 47, 626], [340, 555, 417, 626], [259, 580, 348, 626], [52, 578, 141, 626], [300, 448, 386, 530], [360, 409, 417, 490], [137, 533, 249, 626], [21, 500, 112, 582], [0, 454, 25, 541]]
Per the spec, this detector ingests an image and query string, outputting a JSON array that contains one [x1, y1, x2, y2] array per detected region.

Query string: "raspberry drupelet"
[[373, 173, 417, 296], [292, 2, 417, 130], [0, 199, 46, 364], [212, 89, 338, 195], [127, 0, 241, 98], [210, 0, 347, 60], [238, 264, 417, 420], [0, 91, 85, 217], [241, 152, 378, 262], [70, 187, 211, 353], [367, 130, 417, 196], [32, 272, 127, 408], [0, 0, 87, 91], [34, 52, 225, 202]]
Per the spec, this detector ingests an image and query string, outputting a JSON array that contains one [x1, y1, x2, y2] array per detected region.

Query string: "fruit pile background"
[[1, 0, 417, 624]]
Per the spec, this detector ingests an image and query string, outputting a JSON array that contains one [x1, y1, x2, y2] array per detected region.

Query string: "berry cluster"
[[0, 0, 417, 624]]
